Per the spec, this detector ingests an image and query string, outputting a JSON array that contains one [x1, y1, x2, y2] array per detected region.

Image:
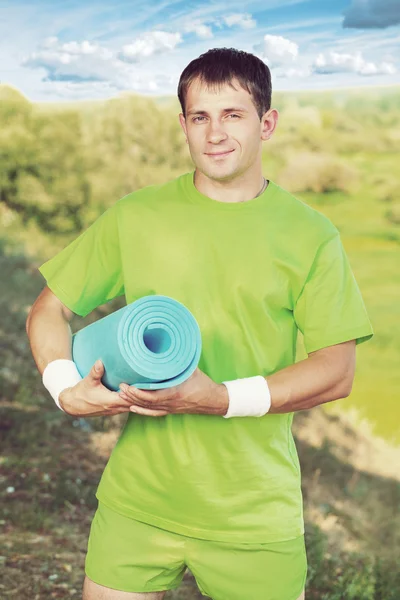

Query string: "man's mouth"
[[205, 149, 235, 157]]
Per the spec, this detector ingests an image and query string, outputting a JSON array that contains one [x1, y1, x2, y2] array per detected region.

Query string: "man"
[[26, 47, 374, 600]]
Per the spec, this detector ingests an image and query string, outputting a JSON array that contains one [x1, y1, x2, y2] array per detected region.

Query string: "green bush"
[[278, 151, 359, 194]]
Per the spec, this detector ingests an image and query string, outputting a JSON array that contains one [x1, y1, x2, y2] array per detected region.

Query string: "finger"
[[119, 390, 142, 405], [129, 404, 168, 417], [107, 390, 139, 411], [120, 387, 160, 405], [121, 385, 176, 404], [118, 397, 137, 409], [110, 390, 131, 407]]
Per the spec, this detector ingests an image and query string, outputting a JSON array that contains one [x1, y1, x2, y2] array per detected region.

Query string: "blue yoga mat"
[[71, 295, 202, 390]]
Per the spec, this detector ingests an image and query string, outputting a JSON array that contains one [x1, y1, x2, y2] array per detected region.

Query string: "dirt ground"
[[1, 401, 399, 599]]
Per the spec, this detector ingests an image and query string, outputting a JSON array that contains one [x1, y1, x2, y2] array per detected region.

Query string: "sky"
[[1, 0, 399, 103]]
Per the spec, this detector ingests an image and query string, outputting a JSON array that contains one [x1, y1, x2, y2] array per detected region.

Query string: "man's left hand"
[[118, 367, 229, 417]]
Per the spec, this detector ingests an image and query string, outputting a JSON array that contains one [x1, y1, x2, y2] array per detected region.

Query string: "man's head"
[[177, 47, 278, 183]]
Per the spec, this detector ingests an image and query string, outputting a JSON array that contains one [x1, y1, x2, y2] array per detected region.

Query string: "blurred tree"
[[0, 85, 90, 235]]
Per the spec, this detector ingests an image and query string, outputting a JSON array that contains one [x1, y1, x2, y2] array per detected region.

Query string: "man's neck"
[[193, 170, 267, 204]]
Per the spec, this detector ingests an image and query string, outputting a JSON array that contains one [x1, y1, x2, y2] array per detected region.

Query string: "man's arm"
[[26, 286, 133, 417], [216, 339, 356, 415], [119, 339, 357, 417], [26, 286, 75, 375]]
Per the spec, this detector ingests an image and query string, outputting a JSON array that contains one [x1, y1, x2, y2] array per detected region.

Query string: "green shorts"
[[85, 501, 307, 600]]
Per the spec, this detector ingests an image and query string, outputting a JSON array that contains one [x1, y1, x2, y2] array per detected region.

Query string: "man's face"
[[179, 77, 268, 182]]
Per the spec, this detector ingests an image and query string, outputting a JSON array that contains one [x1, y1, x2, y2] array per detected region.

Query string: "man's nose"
[[207, 120, 228, 143]]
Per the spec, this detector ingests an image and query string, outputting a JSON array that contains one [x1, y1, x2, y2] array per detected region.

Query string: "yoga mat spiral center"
[[143, 325, 171, 354]]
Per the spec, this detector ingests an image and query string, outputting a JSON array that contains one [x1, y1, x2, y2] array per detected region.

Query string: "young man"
[[26, 47, 374, 600]]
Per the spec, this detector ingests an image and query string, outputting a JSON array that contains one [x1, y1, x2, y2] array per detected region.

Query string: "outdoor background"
[[1, 0, 400, 597], [1, 81, 399, 600]]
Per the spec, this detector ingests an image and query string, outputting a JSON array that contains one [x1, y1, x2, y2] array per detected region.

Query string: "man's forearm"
[[264, 351, 352, 414], [26, 305, 73, 376], [216, 348, 354, 416]]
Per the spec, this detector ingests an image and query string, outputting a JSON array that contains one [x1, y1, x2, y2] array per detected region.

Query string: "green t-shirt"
[[38, 170, 374, 543]]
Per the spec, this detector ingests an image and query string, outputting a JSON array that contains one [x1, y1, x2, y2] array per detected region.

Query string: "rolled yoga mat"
[[71, 295, 202, 390]]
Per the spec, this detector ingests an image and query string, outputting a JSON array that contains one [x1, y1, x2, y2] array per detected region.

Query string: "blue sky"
[[1, 0, 399, 102]]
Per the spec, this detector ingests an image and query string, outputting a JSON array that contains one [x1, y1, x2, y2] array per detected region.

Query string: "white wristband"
[[42, 359, 83, 412], [221, 376, 271, 418]]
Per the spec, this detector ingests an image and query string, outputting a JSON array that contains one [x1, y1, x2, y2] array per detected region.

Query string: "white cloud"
[[313, 50, 397, 76], [343, 0, 400, 29], [253, 34, 299, 67], [118, 31, 182, 63], [183, 20, 213, 39], [42, 36, 59, 48], [22, 37, 115, 82], [222, 13, 256, 29], [181, 12, 255, 39], [276, 66, 312, 78], [20, 36, 178, 96]]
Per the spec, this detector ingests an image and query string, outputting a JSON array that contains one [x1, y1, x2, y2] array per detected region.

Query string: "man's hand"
[[119, 367, 229, 417], [59, 360, 138, 417]]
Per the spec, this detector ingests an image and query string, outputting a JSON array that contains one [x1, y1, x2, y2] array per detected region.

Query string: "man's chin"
[[197, 162, 239, 182]]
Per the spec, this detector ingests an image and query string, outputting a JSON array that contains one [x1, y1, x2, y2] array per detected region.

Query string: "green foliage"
[[305, 522, 400, 599], [279, 151, 359, 194], [0, 87, 90, 234]]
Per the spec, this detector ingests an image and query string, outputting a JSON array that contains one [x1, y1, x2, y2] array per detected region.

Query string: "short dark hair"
[[177, 47, 272, 121]]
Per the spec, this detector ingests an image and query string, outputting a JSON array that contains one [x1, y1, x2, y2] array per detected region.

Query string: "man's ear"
[[178, 113, 189, 143], [261, 108, 279, 141], [178, 113, 187, 135]]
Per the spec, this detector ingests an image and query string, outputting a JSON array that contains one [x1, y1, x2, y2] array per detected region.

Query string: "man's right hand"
[[59, 360, 134, 417]]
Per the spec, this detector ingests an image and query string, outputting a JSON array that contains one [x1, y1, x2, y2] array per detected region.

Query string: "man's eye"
[[192, 114, 240, 123]]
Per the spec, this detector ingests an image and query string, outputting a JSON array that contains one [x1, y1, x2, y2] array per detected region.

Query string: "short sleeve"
[[38, 203, 124, 318], [293, 232, 374, 354]]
